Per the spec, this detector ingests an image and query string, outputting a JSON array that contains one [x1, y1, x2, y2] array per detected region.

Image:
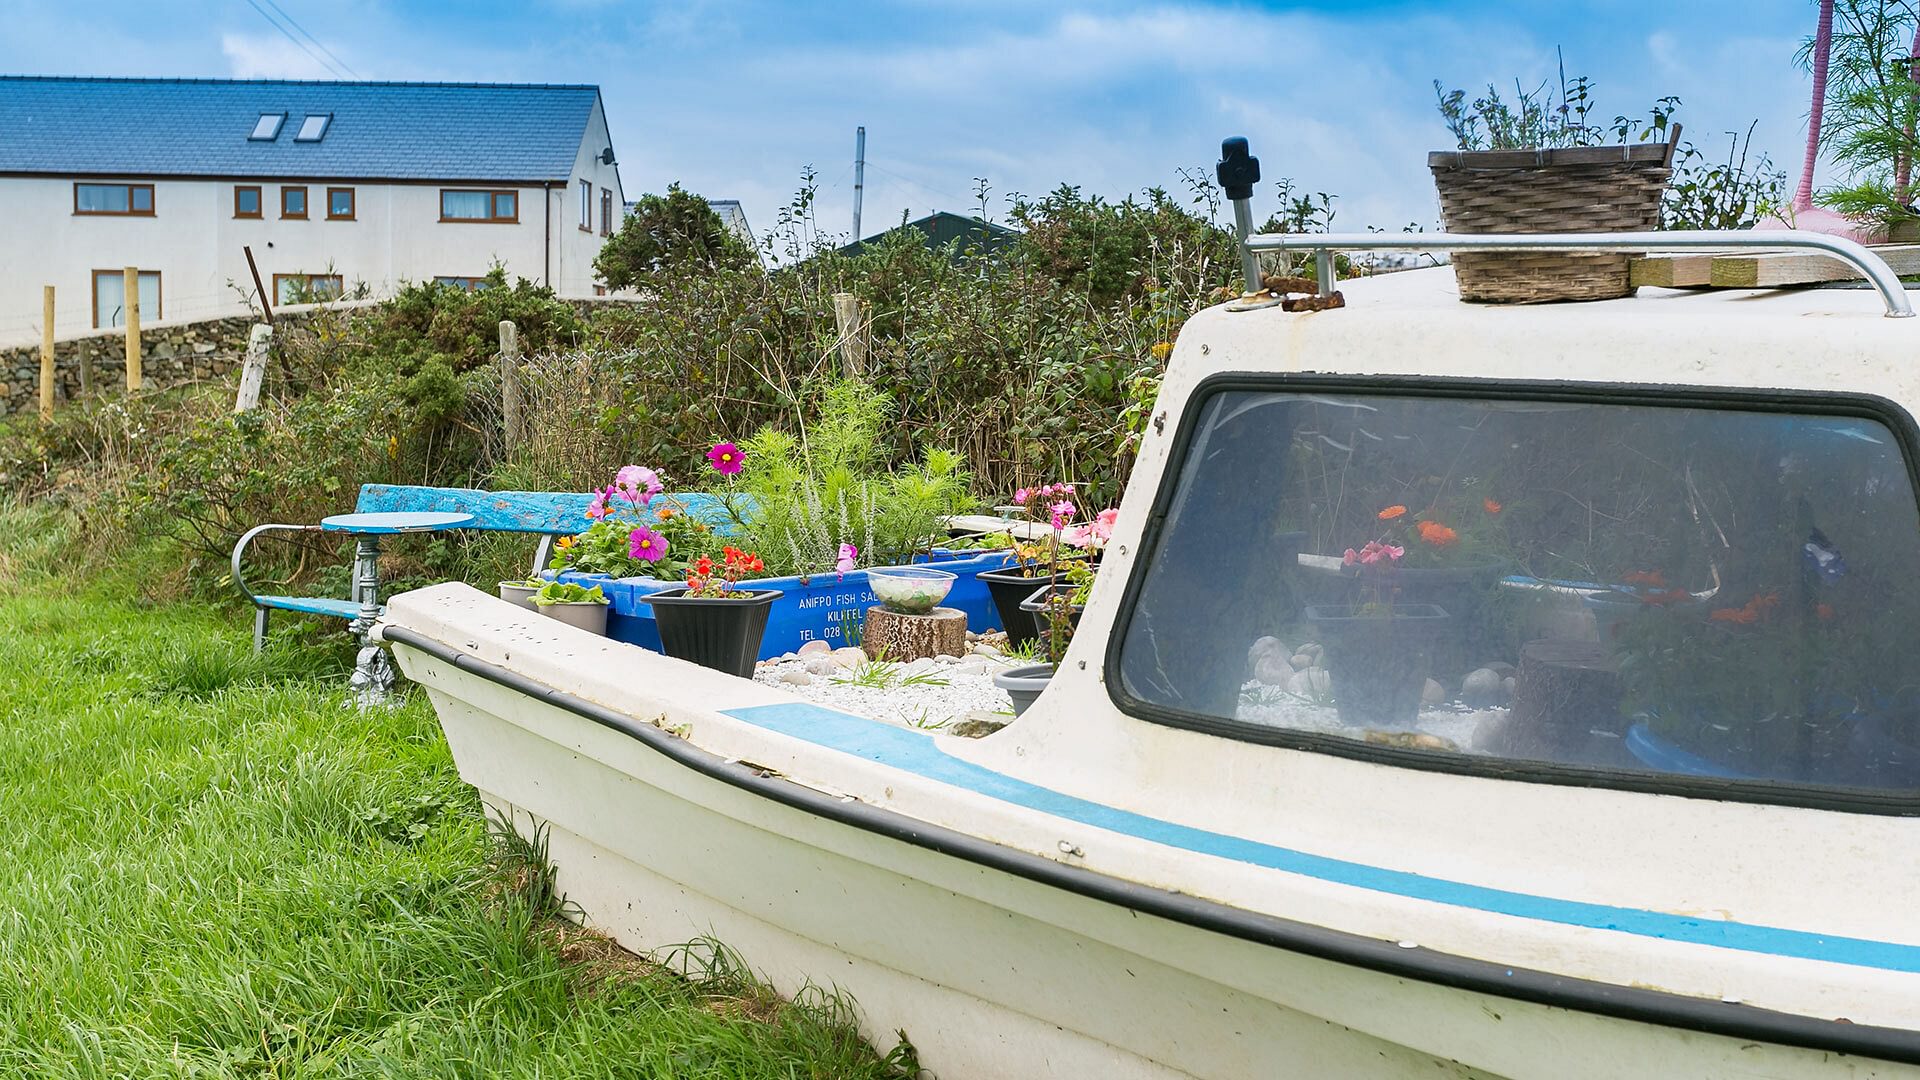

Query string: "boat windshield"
[[1114, 385, 1920, 798]]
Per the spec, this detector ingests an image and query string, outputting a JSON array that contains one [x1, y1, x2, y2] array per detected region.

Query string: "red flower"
[[1377, 505, 1407, 520], [1482, 498, 1502, 514], [1415, 520, 1458, 547]]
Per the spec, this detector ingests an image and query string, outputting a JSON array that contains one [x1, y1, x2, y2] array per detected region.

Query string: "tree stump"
[[862, 606, 967, 662], [1499, 639, 1628, 766]]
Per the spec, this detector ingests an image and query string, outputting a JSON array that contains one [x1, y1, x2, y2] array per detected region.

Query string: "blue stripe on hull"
[[723, 701, 1920, 974]]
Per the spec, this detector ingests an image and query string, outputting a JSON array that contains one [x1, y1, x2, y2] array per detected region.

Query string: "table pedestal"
[[346, 534, 396, 709]]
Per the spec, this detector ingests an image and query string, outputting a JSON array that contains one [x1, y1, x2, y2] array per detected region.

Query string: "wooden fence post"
[[498, 320, 522, 451], [832, 292, 866, 376], [234, 323, 274, 413], [77, 337, 93, 398], [123, 266, 143, 392], [39, 286, 55, 422]]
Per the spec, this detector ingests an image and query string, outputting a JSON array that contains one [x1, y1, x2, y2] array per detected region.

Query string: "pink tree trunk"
[[1794, 0, 1836, 212]]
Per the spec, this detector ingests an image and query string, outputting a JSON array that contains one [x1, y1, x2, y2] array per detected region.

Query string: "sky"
[[1, 1, 1823, 245]]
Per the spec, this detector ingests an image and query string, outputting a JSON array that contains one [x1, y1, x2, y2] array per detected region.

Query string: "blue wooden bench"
[[232, 484, 596, 650], [232, 484, 741, 650]]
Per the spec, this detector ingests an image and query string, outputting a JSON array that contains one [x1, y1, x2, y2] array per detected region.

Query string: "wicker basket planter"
[[1428, 132, 1679, 303]]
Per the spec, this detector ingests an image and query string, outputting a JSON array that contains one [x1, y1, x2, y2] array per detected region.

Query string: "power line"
[[242, 0, 349, 79], [256, 0, 360, 79]]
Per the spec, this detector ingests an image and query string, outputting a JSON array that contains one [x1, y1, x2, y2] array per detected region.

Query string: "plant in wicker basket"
[[1430, 69, 1683, 303]]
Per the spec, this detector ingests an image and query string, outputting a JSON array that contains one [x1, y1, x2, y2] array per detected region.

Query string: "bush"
[[595, 184, 756, 289]]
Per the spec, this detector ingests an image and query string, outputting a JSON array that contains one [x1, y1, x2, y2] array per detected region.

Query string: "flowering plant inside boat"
[[682, 547, 766, 598], [548, 464, 717, 578]]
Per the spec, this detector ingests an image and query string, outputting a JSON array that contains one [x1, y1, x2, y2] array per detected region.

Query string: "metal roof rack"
[[1213, 138, 1915, 319]]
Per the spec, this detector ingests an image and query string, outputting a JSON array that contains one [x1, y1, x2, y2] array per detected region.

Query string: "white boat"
[[380, 221, 1920, 1077]]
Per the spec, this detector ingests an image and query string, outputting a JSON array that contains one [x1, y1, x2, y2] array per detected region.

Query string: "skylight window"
[[294, 114, 331, 143], [249, 113, 285, 141]]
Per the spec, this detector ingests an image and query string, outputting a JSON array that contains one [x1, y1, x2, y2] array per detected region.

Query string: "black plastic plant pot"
[[1303, 603, 1451, 728], [639, 587, 783, 679], [978, 567, 1068, 647]]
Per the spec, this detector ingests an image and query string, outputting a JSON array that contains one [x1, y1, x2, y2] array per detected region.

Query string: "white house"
[[0, 76, 627, 344]]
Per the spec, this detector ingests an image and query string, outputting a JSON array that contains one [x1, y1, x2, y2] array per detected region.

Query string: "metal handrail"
[[1239, 229, 1915, 318]]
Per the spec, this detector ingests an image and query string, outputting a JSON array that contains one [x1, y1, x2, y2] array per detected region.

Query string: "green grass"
[[0, 547, 918, 1077]]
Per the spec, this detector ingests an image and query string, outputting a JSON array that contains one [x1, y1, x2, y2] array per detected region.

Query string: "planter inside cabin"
[[1304, 602, 1451, 728], [640, 587, 782, 678]]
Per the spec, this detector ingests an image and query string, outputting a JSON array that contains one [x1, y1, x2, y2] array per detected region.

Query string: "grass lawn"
[[0, 551, 916, 1077]]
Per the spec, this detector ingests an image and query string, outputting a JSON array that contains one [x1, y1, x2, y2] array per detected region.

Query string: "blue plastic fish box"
[[561, 549, 1014, 659]]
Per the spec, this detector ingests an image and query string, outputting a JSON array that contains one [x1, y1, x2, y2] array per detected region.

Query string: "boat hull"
[[401, 641, 1913, 1079]]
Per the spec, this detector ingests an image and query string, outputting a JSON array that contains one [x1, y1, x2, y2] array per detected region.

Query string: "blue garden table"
[[321, 511, 473, 706]]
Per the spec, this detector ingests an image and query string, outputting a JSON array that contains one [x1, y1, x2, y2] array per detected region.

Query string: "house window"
[[294, 114, 331, 142], [281, 186, 308, 219], [327, 187, 355, 220], [249, 113, 285, 141], [440, 189, 518, 223], [234, 185, 262, 219], [91, 269, 161, 328], [579, 178, 592, 230], [600, 188, 612, 236], [272, 273, 344, 305], [74, 183, 154, 216], [433, 276, 492, 291]]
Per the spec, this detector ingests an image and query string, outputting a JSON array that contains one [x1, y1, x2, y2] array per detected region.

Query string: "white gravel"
[[753, 645, 1026, 731]]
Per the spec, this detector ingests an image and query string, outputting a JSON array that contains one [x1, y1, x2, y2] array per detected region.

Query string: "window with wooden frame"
[[578, 178, 592, 230], [272, 273, 344, 305], [600, 188, 612, 236], [234, 185, 263, 219], [432, 275, 491, 291], [326, 187, 355, 220], [74, 182, 154, 216], [281, 186, 308, 219], [91, 269, 161, 328], [439, 189, 518, 223]]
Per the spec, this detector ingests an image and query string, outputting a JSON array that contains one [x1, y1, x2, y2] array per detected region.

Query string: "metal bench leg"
[[253, 606, 270, 653], [346, 533, 395, 710]]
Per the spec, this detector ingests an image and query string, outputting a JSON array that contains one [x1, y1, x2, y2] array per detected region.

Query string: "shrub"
[[595, 184, 756, 289]]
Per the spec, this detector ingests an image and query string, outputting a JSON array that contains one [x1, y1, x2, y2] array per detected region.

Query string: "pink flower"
[[707, 442, 745, 475], [835, 543, 858, 573], [628, 526, 668, 563], [614, 465, 662, 505], [1066, 507, 1119, 549], [1013, 487, 1031, 506], [586, 490, 609, 521], [1349, 540, 1404, 565], [1048, 499, 1077, 531]]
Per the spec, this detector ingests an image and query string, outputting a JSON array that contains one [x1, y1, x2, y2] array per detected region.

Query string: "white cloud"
[[220, 31, 342, 80]]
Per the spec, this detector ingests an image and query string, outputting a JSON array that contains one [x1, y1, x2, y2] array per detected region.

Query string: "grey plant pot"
[[538, 601, 609, 636], [993, 662, 1056, 717], [499, 582, 540, 611]]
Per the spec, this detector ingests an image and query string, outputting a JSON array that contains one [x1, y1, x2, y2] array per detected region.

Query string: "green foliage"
[[1805, 0, 1920, 224], [730, 380, 974, 577], [363, 267, 587, 376], [1008, 183, 1239, 307], [595, 183, 756, 290], [0, 583, 919, 1077], [1663, 123, 1787, 229], [1435, 57, 1679, 150], [532, 581, 607, 605]]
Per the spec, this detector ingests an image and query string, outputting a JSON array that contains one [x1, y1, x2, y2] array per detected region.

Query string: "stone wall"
[[0, 300, 378, 419]]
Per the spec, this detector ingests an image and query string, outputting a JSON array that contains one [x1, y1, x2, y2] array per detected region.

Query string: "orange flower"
[[556, 535, 577, 550], [1378, 505, 1407, 520], [1637, 588, 1693, 606], [1816, 603, 1837, 621], [656, 506, 676, 520], [1416, 520, 1458, 547], [1710, 606, 1757, 624], [1482, 498, 1502, 514]]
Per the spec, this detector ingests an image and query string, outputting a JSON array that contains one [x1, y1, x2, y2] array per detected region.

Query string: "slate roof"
[[0, 76, 602, 182]]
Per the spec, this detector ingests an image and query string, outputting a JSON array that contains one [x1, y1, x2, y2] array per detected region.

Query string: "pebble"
[[1297, 643, 1324, 662], [1290, 653, 1316, 671], [1254, 654, 1295, 686], [832, 646, 869, 669], [952, 658, 992, 676], [1247, 636, 1290, 673], [805, 657, 839, 676], [1461, 667, 1505, 708], [1503, 676, 1517, 699], [970, 643, 1002, 658], [899, 657, 942, 677], [779, 669, 813, 685], [798, 640, 833, 658], [1422, 678, 1448, 706], [1288, 668, 1331, 697]]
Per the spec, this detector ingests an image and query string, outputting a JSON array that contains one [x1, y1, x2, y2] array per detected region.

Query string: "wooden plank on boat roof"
[[1628, 253, 1726, 288], [1708, 244, 1920, 288]]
